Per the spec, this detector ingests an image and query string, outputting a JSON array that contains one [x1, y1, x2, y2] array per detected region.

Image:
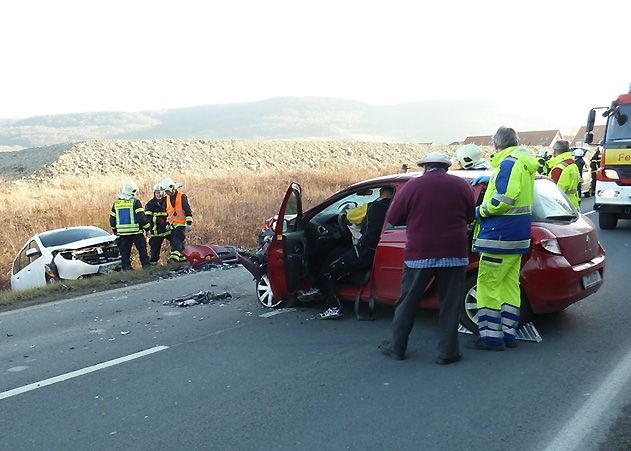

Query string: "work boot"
[[378, 340, 405, 360], [466, 338, 505, 351]]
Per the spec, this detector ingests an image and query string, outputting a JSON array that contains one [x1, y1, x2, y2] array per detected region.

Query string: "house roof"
[[571, 125, 606, 147], [463, 130, 562, 147]]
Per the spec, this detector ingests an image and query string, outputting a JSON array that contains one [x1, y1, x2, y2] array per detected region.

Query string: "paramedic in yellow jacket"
[[159, 178, 193, 263], [548, 140, 581, 209], [470, 127, 539, 350]]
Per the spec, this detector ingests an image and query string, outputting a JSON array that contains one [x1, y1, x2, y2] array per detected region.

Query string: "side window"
[[28, 241, 42, 264], [13, 247, 28, 274]]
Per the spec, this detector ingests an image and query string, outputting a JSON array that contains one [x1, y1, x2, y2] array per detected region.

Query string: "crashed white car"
[[11, 226, 121, 291]]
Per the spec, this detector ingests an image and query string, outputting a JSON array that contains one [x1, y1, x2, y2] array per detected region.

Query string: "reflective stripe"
[[479, 329, 504, 338], [475, 238, 531, 250], [504, 206, 532, 215], [501, 304, 520, 316], [500, 318, 519, 328], [481, 203, 491, 216], [493, 193, 516, 205], [502, 327, 517, 336], [478, 320, 503, 331]]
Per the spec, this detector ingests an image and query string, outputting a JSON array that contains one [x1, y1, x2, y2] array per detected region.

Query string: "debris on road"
[[162, 290, 233, 307], [120, 330, 130, 335]]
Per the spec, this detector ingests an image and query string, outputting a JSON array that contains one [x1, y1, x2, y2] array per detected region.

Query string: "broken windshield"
[[39, 227, 110, 248]]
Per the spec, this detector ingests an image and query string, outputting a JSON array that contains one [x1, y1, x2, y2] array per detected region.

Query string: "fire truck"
[[585, 85, 631, 229]]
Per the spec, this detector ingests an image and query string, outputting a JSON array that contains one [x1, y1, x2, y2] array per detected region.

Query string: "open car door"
[[267, 183, 308, 303]]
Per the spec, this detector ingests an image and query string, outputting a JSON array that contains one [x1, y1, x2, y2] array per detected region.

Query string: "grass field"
[[0, 166, 399, 292]]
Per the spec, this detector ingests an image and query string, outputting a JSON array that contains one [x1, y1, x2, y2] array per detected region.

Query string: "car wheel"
[[460, 273, 534, 334], [256, 274, 283, 308], [598, 212, 618, 230], [460, 275, 480, 334]]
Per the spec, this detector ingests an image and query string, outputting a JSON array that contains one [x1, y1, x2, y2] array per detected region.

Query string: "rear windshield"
[[39, 228, 110, 248], [532, 178, 578, 221]]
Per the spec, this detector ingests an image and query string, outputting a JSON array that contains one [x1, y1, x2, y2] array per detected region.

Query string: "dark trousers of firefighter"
[[149, 235, 172, 263], [390, 266, 465, 359], [118, 234, 150, 270], [169, 226, 187, 261], [317, 247, 374, 308]]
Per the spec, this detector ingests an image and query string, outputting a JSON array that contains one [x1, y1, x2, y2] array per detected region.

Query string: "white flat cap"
[[416, 151, 452, 167]]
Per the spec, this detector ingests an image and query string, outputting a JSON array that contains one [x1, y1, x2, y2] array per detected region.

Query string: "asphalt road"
[[1, 197, 631, 451]]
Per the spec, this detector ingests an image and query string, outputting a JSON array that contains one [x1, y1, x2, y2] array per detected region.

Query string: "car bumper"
[[54, 254, 121, 280], [521, 251, 605, 314]]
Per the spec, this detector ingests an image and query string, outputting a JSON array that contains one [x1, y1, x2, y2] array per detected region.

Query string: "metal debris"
[[163, 290, 233, 307]]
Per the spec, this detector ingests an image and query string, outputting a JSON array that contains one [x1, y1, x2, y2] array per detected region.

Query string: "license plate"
[[582, 271, 602, 289]]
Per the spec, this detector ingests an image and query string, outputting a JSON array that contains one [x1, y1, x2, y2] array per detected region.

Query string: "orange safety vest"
[[166, 191, 186, 226]]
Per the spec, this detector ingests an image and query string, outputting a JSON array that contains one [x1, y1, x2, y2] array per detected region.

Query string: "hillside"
[[0, 139, 476, 182], [0, 97, 567, 149]]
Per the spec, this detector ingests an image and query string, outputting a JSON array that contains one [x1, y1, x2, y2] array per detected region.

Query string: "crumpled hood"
[[47, 235, 117, 252], [491, 146, 539, 175]]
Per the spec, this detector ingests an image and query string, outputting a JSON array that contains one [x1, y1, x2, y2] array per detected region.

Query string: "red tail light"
[[531, 226, 562, 255]]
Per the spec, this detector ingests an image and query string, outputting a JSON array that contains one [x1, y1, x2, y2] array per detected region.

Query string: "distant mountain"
[[0, 97, 572, 148]]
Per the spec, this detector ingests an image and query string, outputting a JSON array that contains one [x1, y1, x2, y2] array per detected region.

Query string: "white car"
[[11, 226, 121, 291]]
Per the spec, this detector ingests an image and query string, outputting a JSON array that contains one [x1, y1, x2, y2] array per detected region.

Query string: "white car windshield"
[[39, 228, 110, 248]]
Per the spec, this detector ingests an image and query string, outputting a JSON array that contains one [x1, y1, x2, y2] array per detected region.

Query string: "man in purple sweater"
[[379, 152, 476, 364]]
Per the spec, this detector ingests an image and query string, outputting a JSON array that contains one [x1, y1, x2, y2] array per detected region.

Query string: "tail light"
[[531, 227, 562, 255]]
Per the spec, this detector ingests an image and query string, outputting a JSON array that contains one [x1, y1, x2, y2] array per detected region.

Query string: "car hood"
[[47, 235, 117, 252]]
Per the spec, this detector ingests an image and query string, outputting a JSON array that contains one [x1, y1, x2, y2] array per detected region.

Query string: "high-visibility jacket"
[[548, 151, 581, 209], [109, 196, 150, 235], [166, 191, 193, 228], [474, 146, 539, 254], [145, 196, 171, 237]]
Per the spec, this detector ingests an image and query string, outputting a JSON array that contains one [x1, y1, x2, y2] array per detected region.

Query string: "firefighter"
[[454, 143, 491, 170], [470, 126, 539, 350], [145, 183, 172, 264], [109, 181, 151, 270], [548, 140, 581, 209], [159, 178, 193, 263], [589, 146, 602, 197]]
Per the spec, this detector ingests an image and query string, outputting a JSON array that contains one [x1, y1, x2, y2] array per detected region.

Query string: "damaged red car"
[[243, 171, 606, 331]]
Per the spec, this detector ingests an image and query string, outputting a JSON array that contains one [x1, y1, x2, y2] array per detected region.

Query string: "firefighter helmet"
[[454, 144, 484, 170], [159, 178, 176, 192], [122, 181, 139, 196]]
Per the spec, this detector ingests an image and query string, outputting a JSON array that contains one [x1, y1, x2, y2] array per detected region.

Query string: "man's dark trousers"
[[317, 247, 374, 307], [149, 235, 171, 263], [118, 234, 150, 270], [391, 266, 465, 358]]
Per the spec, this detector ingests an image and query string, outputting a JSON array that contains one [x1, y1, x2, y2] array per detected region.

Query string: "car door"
[[267, 183, 307, 301], [11, 240, 47, 291]]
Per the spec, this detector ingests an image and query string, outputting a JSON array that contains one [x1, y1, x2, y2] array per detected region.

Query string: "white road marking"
[[583, 210, 596, 215], [0, 345, 168, 401], [543, 346, 631, 451], [259, 308, 297, 318]]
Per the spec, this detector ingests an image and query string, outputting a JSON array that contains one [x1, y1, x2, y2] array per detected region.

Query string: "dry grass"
[[0, 166, 402, 292]]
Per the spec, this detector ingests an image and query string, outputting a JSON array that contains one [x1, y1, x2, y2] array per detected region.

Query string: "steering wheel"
[[337, 201, 358, 226]]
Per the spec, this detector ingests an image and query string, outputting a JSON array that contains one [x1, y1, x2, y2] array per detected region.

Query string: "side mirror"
[[586, 109, 596, 132], [584, 132, 594, 145], [26, 248, 41, 259]]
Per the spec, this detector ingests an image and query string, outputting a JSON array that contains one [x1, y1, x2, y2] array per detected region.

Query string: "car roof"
[[36, 225, 105, 239], [348, 169, 494, 188]]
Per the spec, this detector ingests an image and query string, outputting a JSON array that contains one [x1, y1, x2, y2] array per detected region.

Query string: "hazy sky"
[[2, 0, 630, 125]]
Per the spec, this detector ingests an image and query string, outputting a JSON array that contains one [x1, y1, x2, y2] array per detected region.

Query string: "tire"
[[459, 272, 533, 334], [255, 274, 283, 308], [599, 212, 618, 230], [460, 274, 480, 334]]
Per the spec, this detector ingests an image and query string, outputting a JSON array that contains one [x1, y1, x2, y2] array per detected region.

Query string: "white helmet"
[[159, 177, 176, 192], [455, 144, 483, 170], [153, 183, 162, 192], [122, 181, 139, 196], [538, 148, 548, 158]]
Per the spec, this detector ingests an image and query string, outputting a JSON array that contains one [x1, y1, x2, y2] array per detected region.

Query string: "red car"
[[254, 171, 605, 331]]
